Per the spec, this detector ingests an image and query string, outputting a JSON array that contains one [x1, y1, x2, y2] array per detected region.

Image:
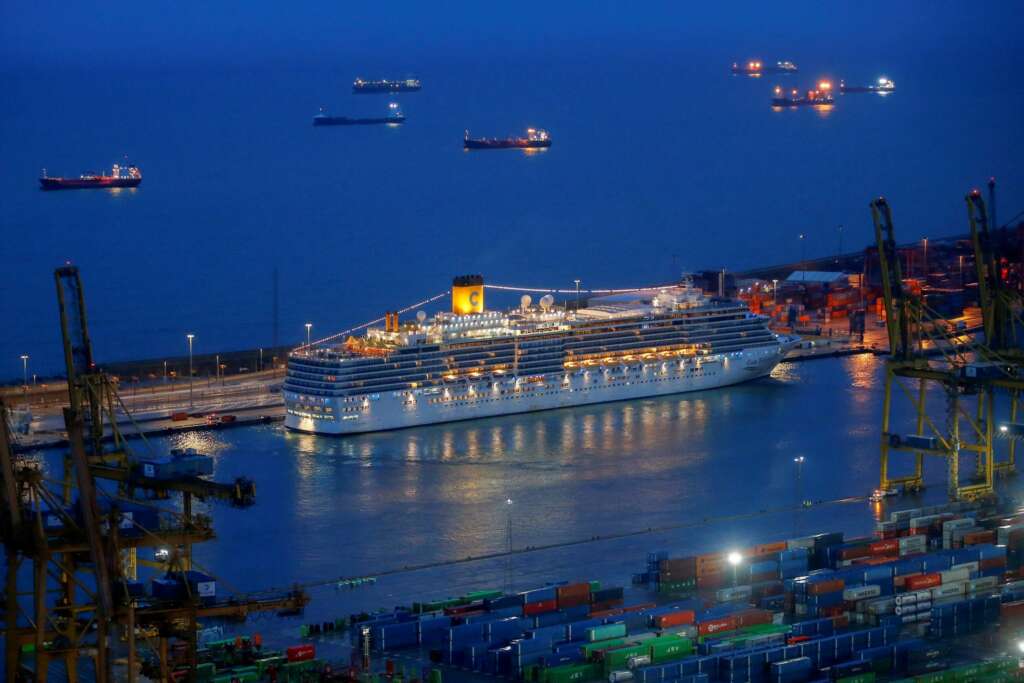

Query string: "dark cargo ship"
[[772, 81, 834, 107], [732, 60, 797, 75], [39, 163, 142, 191], [313, 103, 405, 126], [840, 77, 895, 94], [463, 128, 551, 150], [352, 78, 421, 94]]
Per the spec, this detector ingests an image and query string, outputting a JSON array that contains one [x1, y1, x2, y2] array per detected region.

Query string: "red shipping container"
[[620, 602, 657, 614], [962, 530, 996, 545], [734, 609, 771, 628], [980, 557, 1007, 571], [653, 610, 695, 629], [1001, 600, 1024, 624], [696, 572, 726, 590], [905, 573, 941, 591], [831, 614, 850, 628], [444, 603, 483, 616], [698, 616, 737, 637], [839, 545, 871, 561], [558, 594, 590, 609], [807, 579, 845, 596], [523, 599, 557, 616], [591, 608, 625, 618], [591, 599, 624, 612], [286, 644, 315, 662], [869, 539, 899, 556]]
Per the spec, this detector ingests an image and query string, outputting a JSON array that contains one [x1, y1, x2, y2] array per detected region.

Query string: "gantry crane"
[[875, 195, 1024, 501], [1, 266, 308, 682]]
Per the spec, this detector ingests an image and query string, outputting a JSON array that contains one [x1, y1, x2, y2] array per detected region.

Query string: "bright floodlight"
[[1018, 638, 1024, 653], [727, 551, 743, 566], [1001, 425, 1009, 433]]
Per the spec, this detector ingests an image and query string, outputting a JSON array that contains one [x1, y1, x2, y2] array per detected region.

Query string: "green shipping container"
[[602, 643, 648, 673], [543, 662, 602, 683], [464, 589, 503, 601], [587, 623, 627, 642], [580, 638, 626, 659], [588, 581, 602, 592], [196, 662, 216, 681], [648, 636, 693, 663], [836, 673, 875, 683]]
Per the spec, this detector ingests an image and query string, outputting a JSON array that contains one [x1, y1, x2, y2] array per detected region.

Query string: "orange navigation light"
[[818, 81, 832, 91], [774, 86, 781, 95]]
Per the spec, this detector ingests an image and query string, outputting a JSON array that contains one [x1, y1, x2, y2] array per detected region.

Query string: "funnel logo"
[[469, 290, 480, 308]]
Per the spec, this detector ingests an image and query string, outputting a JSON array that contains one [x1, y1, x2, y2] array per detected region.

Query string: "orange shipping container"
[[869, 539, 899, 556], [654, 610, 695, 629], [753, 541, 787, 556], [962, 530, 995, 545], [905, 573, 941, 591]]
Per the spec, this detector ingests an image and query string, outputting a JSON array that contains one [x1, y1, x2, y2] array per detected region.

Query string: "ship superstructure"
[[284, 276, 794, 435], [39, 162, 142, 190]]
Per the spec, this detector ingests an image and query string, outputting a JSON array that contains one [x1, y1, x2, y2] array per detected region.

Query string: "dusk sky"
[[4, 3, 1020, 68]]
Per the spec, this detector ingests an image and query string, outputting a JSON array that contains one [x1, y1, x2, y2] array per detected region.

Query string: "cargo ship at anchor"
[[39, 163, 142, 191], [352, 78, 421, 93], [313, 103, 405, 126], [283, 275, 797, 435], [772, 81, 835, 107], [840, 77, 895, 94], [464, 128, 551, 150], [732, 60, 797, 75]]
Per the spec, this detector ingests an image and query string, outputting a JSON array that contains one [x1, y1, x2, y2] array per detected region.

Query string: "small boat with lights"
[[772, 81, 835, 107], [313, 103, 405, 126], [732, 60, 797, 75], [464, 128, 551, 150], [352, 78, 421, 94], [840, 77, 895, 94], [40, 163, 142, 191]]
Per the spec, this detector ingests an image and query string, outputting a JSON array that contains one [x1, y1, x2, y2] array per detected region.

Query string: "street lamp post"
[[505, 497, 514, 592], [574, 279, 581, 312], [187, 334, 195, 408], [772, 279, 779, 306], [305, 323, 313, 351], [259, 347, 263, 372], [20, 355, 29, 391], [727, 551, 742, 587], [794, 456, 805, 535], [799, 234, 806, 281], [215, 354, 220, 386], [163, 360, 168, 383]]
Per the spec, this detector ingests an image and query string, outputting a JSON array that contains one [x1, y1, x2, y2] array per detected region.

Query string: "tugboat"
[[39, 163, 142, 191], [771, 81, 834, 107], [313, 103, 405, 126], [463, 128, 551, 150], [840, 77, 895, 94], [352, 78, 421, 94], [732, 60, 798, 75]]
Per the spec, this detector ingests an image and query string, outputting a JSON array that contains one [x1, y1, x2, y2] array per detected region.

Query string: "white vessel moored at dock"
[[284, 276, 797, 435]]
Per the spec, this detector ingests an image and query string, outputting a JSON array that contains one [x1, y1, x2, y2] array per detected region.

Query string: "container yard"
[[347, 500, 1023, 683]]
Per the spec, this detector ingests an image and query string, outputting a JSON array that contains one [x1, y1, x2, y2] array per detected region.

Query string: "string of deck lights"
[[299, 290, 451, 350], [484, 283, 659, 294], [299, 282, 669, 351]]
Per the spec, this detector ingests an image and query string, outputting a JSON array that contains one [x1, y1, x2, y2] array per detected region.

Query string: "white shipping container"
[[931, 582, 966, 600], [843, 585, 882, 601], [940, 568, 971, 584], [866, 597, 896, 615], [967, 576, 998, 593], [951, 561, 979, 574], [609, 672, 634, 683], [627, 655, 650, 668], [894, 590, 931, 606], [997, 523, 1024, 546], [943, 518, 977, 533], [892, 508, 922, 523], [786, 536, 817, 550]]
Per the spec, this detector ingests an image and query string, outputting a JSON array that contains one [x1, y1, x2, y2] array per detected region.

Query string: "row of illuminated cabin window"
[[285, 337, 774, 398]]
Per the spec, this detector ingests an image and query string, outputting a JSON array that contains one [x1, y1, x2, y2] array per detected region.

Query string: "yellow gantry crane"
[[1, 266, 308, 682], [875, 192, 1024, 501]]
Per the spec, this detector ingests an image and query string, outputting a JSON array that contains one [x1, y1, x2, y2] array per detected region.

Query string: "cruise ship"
[[284, 276, 795, 435]]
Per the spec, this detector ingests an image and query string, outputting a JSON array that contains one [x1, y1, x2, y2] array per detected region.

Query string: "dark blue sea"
[[2, 5, 1023, 378]]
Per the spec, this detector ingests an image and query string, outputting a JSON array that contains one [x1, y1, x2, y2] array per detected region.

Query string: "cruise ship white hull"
[[285, 345, 784, 435]]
